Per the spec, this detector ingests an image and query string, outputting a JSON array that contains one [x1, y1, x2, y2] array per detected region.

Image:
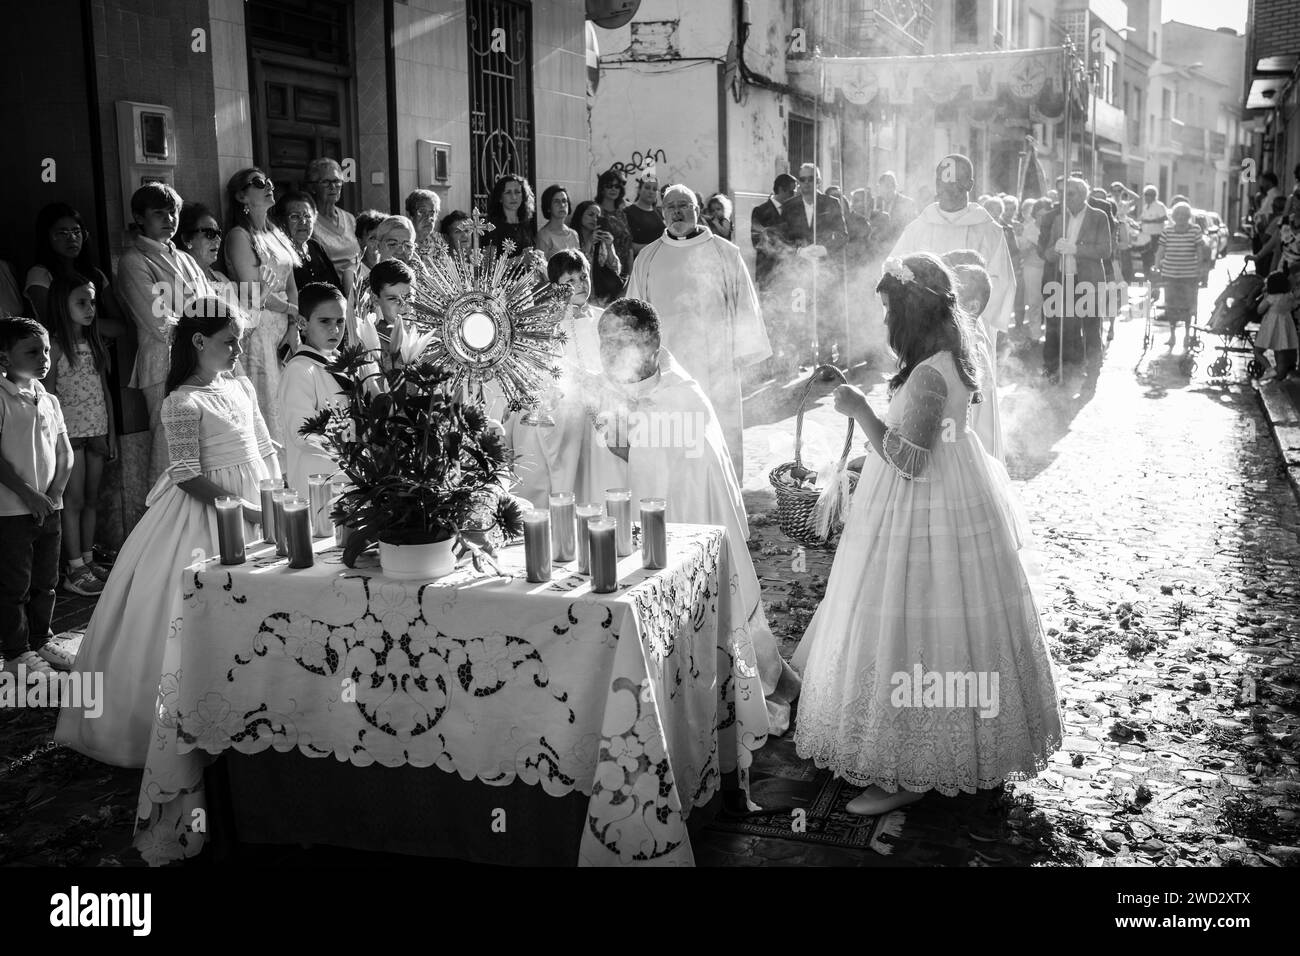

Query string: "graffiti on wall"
[[607, 148, 668, 180]]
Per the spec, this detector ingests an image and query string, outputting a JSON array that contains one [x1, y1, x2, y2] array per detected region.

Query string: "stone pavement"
[[3, 255, 1298, 866]]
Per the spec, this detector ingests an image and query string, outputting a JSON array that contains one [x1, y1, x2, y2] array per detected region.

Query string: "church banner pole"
[[1058, 43, 1072, 384], [813, 53, 821, 371]]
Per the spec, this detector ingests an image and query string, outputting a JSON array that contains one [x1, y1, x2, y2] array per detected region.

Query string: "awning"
[[1246, 75, 1290, 110], [813, 46, 1085, 122], [1246, 53, 1298, 110]]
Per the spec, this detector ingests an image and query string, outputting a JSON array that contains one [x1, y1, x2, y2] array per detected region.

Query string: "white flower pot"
[[378, 537, 456, 580]]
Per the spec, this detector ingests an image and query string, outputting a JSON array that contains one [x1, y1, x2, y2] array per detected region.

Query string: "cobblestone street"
[[2, 257, 1298, 868], [705, 253, 1300, 866]]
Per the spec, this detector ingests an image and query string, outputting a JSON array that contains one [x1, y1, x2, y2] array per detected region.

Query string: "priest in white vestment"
[[887, 154, 1014, 461], [588, 298, 800, 736], [625, 184, 770, 479]]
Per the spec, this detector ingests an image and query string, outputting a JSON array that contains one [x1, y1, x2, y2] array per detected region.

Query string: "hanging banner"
[[819, 47, 1074, 119]]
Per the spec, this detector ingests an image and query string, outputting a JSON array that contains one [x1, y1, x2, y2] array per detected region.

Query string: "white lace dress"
[[56, 376, 280, 771], [792, 351, 1062, 795], [231, 226, 296, 447]]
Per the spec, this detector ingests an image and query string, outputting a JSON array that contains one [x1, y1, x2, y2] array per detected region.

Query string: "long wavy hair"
[[164, 297, 246, 396], [44, 273, 108, 374], [487, 173, 535, 224], [569, 200, 601, 245], [222, 167, 299, 272], [596, 168, 627, 209], [876, 252, 982, 402]]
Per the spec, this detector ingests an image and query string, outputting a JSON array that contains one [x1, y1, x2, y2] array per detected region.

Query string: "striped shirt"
[[1157, 223, 1204, 279]]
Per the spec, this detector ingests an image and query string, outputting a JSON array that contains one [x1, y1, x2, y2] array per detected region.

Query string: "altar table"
[[133, 524, 769, 866]]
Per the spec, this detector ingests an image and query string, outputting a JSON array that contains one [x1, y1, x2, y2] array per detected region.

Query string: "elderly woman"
[[303, 157, 359, 294], [439, 210, 473, 256], [347, 214, 429, 360], [275, 191, 343, 292], [405, 188, 446, 270], [1154, 202, 1209, 349]]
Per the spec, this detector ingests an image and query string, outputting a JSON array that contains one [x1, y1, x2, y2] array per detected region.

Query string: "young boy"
[[278, 283, 350, 494], [0, 318, 74, 674], [348, 258, 414, 374]]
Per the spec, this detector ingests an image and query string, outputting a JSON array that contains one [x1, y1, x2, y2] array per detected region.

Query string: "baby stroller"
[[1199, 262, 1264, 379]]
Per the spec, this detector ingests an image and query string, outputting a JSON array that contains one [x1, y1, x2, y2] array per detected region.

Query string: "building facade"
[[1243, 0, 1300, 202], [0, 0, 592, 541]]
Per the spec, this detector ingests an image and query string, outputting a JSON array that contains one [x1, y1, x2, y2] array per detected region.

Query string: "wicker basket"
[[768, 365, 859, 547]]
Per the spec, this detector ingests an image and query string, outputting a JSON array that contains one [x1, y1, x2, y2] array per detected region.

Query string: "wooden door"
[[250, 57, 357, 208]]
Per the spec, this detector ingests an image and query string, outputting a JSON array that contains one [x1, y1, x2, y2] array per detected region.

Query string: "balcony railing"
[[1089, 99, 1127, 144], [1153, 118, 1184, 154], [1178, 123, 1207, 158]]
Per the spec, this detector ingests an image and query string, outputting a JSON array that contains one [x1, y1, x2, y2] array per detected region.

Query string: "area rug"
[[704, 772, 906, 854]]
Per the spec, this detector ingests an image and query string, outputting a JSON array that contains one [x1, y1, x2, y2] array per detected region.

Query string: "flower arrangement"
[[882, 256, 916, 285], [299, 343, 525, 568]]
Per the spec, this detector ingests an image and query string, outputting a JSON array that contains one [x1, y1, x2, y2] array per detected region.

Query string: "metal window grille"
[[467, 0, 535, 213]]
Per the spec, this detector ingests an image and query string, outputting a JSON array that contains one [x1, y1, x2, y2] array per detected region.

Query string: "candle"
[[259, 478, 279, 544], [575, 503, 603, 574], [283, 496, 315, 569], [330, 478, 351, 548], [640, 497, 667, 570], [308, 474, 334, 538], [549, 491, 575, 562], [522, 509, 553, 583], [214, 496, 246, 565], [588, 517, 618, 593], [605, 488, 633, 557], [272, 488, 293, 557]]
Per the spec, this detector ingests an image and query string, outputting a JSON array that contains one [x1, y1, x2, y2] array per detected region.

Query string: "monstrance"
[[406, 208, 569, 421]]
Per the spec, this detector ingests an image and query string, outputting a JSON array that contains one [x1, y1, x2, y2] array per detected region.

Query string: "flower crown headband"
[[881, 257, 947, 300]]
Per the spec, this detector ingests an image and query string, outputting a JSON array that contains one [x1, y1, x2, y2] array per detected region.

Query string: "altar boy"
[[589, 298, 800, 735]]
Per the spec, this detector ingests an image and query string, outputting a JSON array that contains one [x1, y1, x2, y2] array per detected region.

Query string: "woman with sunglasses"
[[177, 203, 248, 368], [594, 168, 633, 278], [25, 203, 127, 336], [222, 167, 299, 451], [303, 158, 359, 295]]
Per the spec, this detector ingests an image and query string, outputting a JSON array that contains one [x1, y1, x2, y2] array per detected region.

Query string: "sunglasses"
[[313, 178, 343, 187], [197, 227, 222, 240], [247, 176, 273, 190], [52, 228, 84, 241], [798, 176, 815, 183]]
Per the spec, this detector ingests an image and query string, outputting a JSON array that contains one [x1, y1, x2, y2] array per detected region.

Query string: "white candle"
[[523, 509, 553, 583], [640, 497, 667, 570], [215, 496, 245, 565], [575, 503, 603, 574], [605, 488, 633, 557], [549, 491, 576, 562], [308, 474, 333, 538], [588, 517, 618, 593]]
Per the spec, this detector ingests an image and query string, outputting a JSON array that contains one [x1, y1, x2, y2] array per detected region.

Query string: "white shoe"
[[846, 785, 925, 815], [36, 641, 77, 671]]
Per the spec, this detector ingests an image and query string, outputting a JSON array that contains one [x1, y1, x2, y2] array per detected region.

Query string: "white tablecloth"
[[133, 524, 769, 866]]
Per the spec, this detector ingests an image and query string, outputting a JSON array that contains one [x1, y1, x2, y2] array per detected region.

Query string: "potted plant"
[[300, 342, 525, 578]]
